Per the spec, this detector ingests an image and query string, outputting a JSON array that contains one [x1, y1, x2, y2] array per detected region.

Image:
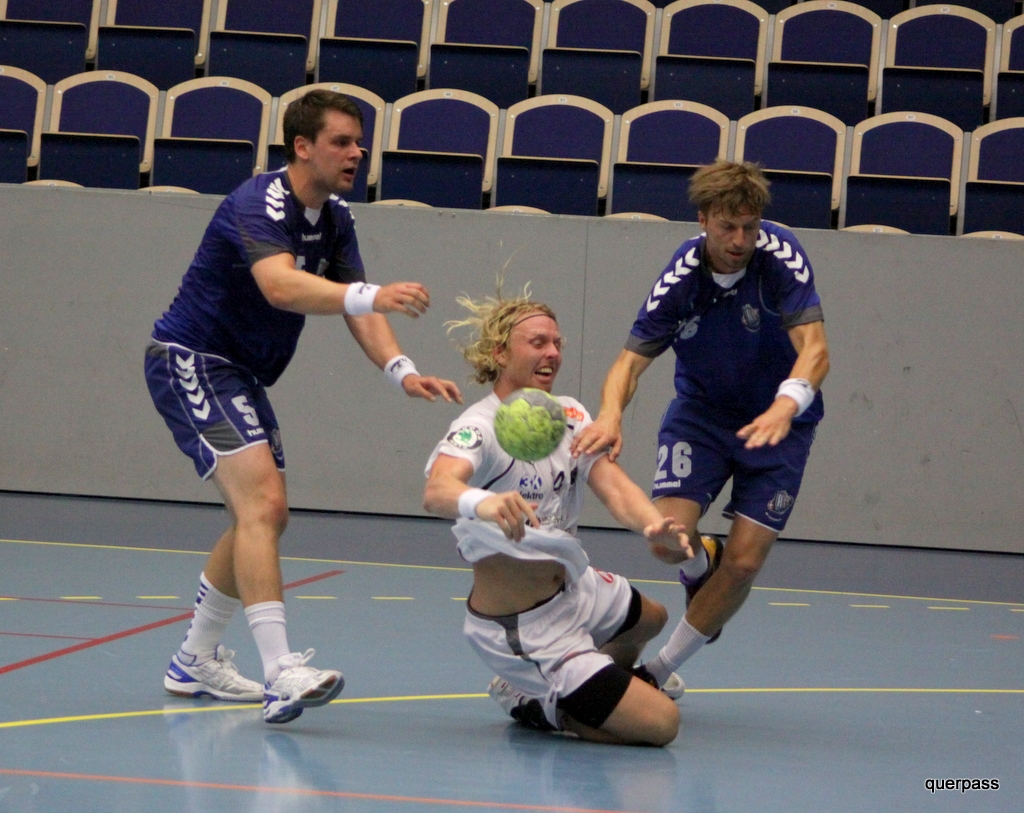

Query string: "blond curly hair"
[[446, 283, 558, 384]]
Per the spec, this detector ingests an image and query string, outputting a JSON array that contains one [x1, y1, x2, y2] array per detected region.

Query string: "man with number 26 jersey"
[[573, 160, 830, 694]]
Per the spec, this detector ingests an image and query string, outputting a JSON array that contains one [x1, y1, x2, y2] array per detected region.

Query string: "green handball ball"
[[494, 388, 568, 461]]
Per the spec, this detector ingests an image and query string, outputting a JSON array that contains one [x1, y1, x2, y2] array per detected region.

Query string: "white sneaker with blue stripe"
[[164, 644, 263, 701], [263, 649, 344, 724]]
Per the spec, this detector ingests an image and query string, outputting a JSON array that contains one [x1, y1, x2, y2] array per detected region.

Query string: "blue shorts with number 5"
[[144, 339, 285, 480], [652, 397, 817, 532]]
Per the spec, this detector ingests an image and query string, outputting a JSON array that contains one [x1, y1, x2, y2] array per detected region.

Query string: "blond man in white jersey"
[[423, 290, 693, 746]]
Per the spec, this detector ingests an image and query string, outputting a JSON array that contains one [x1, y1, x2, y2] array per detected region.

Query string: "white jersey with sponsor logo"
[[426, 393, 604, 577]]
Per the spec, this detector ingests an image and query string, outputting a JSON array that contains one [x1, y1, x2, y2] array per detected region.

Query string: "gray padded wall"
[[1, 185, 1022, 553]]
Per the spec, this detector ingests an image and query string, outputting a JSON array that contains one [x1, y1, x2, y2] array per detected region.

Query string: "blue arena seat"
[[540, 0, 655, 115], [961, 117, 1024, 235], [852, 0, 905, 19], [429, 0, 541, 109], [610, 99, 728, 220], [37, 132, 141, 189], [379, 88, 498, 209], [0, 19, 87, 85], [918, 0, 1016, 26], [844, 111, 963, 235], [881, 6, 996, 133], [0, 127, 28, 183], [996, 16, 1024, 120], [152, 76, 270, 194], [735, 106, 846, 229], [207, 0, 320, 97], [654, 0, 768, 120], [96, 0, 209, 89], [50, 71, 158, 175], [765, 0, 880, 126], [318, 0, 430, 101], [0, 64, 45, 180], [151, 137, 253, 195], [269, 82, 384, 202], [2, 0, 100, 59], [495, 94, 614, 216]]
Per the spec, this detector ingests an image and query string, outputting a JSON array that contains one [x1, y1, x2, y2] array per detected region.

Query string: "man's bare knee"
[[644, 599, 669, 637], [719, 554, 762, 588], [641, 697, 680, 746]]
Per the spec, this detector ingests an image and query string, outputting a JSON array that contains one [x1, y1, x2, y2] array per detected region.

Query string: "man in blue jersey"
[[144, 90, 462, 724], [573, 160, 830, 689]]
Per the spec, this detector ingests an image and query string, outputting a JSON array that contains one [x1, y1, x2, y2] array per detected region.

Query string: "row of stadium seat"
[[1, 68, 1022, 235], [1, 1, 1023, 124]]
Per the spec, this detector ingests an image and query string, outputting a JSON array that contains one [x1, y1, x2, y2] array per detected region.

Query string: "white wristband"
[[384, 354, 419, 389], [776, 377, 815, 417], [344, 282, 380, 316], [458, 488, 491, 520]]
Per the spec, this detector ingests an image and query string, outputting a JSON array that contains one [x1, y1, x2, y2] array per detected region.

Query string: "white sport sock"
[[178, 573, 241, 663], [245, 601, 291, 683], [679, 539, 710, 583], [645, 618, 710, 687]]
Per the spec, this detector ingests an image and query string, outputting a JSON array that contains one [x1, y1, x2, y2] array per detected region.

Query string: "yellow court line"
[[4, 537, 1023, 607], [0, 694, 487, 729], [1, 537, 208, 556], [59, 596, 100, 601], [746, 585, 1024, 608], [0, 537, 471, 572], [620, 577, 1024, 608], [928, 606, 970, 611], [4, 688, 1024, 730], [282, 554, 470, 573]]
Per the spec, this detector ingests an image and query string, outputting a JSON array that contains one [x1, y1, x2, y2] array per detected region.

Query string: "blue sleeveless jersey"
[[626, 221, 824, 425], [153, 169, 366, 386]]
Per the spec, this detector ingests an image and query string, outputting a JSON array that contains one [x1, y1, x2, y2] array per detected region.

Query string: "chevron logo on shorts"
[[756, 230, 809, 283], [175, 353, 210, 420]]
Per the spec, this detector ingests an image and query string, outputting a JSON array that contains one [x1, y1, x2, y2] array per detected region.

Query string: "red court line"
[[0, 768, 639, 813], [0, 570, 344, 676]]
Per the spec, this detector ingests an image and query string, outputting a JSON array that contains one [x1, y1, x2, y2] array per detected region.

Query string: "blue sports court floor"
[[1, 491, 1022, 812]]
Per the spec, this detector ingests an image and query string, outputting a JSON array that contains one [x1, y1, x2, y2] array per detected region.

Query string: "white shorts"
[[463, 566, 634, 728]]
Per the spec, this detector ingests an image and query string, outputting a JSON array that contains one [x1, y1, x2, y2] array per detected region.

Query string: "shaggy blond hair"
[[446, 283, 557, 384], [688, 159, 771, 217]]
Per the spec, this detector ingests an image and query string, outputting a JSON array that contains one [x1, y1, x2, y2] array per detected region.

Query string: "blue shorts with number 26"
[[652, 397, 817, 532]]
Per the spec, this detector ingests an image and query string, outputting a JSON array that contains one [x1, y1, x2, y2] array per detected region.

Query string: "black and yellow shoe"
[[680, 534, 725, 643]]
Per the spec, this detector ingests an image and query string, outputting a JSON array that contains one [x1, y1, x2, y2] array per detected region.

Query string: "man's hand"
[[644, 516, 692, 564], [373, 282, 431, 318], [571, 412, 623, 461], [736, 396, 798, 449], [402, 375, 463, 404], [475, 492, 540, 541]]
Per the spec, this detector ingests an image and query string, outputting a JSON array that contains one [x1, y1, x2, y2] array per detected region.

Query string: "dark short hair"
[[688, 160, 771, 218], [282, 89, 363, 163]]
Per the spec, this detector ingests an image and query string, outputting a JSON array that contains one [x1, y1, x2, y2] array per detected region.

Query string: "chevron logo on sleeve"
[[265, 178, 287, 222], [756, 230, 810, 283], [646, 247, 700, 312]]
